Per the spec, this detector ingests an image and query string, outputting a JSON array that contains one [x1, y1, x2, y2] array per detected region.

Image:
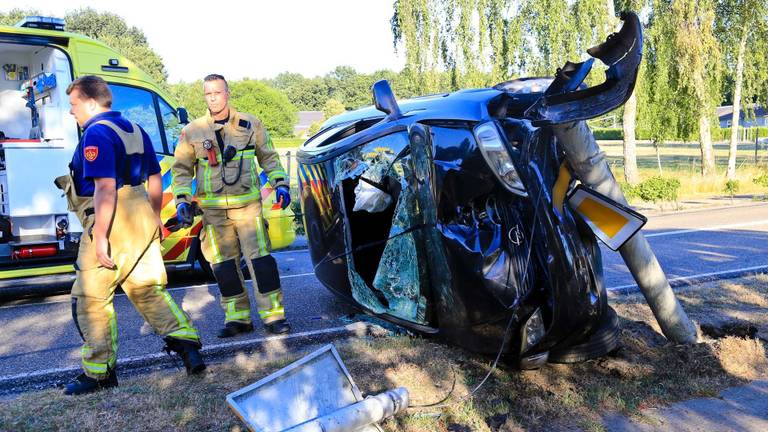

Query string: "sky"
[[19, 1, 405, 83]]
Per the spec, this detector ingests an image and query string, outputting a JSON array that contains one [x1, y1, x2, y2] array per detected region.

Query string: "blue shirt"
[[70, 111, 161, 196]]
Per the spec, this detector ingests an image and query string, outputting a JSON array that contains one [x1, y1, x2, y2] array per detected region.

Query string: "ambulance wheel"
[[548, 306, 620, 364]]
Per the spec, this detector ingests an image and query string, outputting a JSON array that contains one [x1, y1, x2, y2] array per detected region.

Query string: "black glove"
[[176, 202, 194, 228]]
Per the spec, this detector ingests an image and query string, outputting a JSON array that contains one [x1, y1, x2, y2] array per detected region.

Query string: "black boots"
[[63, 368, 118, 395], [265, 319, 290, 335], [163, 338, 206, 375], [217, 321, 254, 338]]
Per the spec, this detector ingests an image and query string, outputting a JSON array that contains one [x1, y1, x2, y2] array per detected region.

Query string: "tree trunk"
[[699, 110, 716, 176], [623, 90, 640, 184], [727, 32, 748, 180], [655, 141, 663, 175]]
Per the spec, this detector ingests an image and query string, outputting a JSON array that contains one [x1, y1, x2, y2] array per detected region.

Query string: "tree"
[[671, 0, 722, 176], [716, 0, 768, 180], [616, 0, 648, 185], [270, 72, 330, 111], [65, 8, 168, 85], [0, 8, 40, 25], [229, 80, 298, 137], [322, 98, 346, 119], [637, 0, 690, 175]]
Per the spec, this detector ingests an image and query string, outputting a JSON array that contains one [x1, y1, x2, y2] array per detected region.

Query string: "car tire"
[[547, 306, 620, 364]]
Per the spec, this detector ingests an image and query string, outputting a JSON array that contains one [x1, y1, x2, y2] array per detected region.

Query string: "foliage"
[[322, 98, 346, 119], [167, 80, 298, 137], [636, 176, 681, 202], [229, 80, 297, 137], [306, 121, 323, 138], [593, 128, 623, 140], [753, 173, 768, 188], [723, 179, 740, 197]]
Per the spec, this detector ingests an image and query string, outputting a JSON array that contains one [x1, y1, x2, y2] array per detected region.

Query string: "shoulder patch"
[[84, 146, 99, 162], [238, 119, 251, 129]]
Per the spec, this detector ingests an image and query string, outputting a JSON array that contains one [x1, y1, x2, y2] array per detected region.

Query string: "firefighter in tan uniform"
[[59, 76, 205, 396], [171, 74, 291, 337]]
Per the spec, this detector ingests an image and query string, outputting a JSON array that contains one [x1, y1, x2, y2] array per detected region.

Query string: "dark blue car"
[[297, 13, 643, 368]]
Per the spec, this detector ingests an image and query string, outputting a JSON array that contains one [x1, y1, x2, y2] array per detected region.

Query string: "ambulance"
[[0, 16, 295, 290]]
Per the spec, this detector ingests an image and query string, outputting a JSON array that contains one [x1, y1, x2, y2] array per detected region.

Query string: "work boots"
[[163, 337, 206, 376], [265, 319, 291, 335], [217, 321, 254, 338], [63, 368, 118, 396]]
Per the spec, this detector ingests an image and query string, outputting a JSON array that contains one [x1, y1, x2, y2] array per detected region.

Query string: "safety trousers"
[[199, 200, 285, 325], [71, 186, 200, 379]]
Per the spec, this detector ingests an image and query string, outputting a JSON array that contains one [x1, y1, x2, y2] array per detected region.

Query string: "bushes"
[[753, 173, 768, 188], [628, 176, 681, 203], [724, 180, 740, 198], [593, 128, 623, 140], [590, 126, 768, 141]]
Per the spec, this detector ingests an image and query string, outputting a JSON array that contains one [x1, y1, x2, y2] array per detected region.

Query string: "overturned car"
[[297, 13, 650, 367]]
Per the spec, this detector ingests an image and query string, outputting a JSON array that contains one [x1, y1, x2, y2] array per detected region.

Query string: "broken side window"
[[336, 132, 430, 324]]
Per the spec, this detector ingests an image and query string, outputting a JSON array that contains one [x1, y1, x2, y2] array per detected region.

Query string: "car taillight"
[[474, 122, 527, 197]]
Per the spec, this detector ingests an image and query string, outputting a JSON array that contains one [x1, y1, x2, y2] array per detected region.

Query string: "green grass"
[[272, 137, 304, 149]]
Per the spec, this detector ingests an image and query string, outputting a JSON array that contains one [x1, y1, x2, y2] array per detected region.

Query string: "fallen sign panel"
[[227, 344, 408, 432]]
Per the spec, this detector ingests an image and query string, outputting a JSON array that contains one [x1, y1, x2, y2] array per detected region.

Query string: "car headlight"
[[474, 122, 527, 196], [521, 308, 546, 353]]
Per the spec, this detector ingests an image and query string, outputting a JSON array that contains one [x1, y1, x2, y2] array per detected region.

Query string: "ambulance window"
[[108, 84, 165, 154], [158, 98, 181, 153]]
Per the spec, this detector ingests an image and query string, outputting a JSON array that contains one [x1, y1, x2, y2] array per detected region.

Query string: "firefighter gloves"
[[176, 202, 194, 228], [276, 186, 291, 209]]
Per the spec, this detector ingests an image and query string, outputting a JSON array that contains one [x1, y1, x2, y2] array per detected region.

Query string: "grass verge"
[[1, 275, 766, 431]]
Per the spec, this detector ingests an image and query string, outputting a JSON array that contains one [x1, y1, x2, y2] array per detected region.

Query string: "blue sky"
[[20, 1, 405, 82]]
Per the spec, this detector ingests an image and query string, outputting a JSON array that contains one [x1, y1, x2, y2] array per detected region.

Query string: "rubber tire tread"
[[548, 306, 620, 364]]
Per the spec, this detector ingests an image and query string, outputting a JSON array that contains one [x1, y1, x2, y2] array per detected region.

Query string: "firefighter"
[[171, 74, 291, 338], [59, 76, 205, 396]]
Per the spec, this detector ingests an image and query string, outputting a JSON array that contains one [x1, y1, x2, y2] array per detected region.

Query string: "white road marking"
[[0, 272, 318, 310], [644, 220, 768, 238], [607, 264, 768, 291], [0, 322, 368, 383]]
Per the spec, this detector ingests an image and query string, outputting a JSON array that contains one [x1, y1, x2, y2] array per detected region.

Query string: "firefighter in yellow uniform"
[[60, 76, 205, 396], [171, 74, 291, 337]]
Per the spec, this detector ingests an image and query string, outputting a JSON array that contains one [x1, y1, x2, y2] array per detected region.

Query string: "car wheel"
[[547, 306, 620, 364]]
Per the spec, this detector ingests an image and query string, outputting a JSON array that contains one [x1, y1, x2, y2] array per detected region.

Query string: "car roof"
[[323, 87, 503, 129]]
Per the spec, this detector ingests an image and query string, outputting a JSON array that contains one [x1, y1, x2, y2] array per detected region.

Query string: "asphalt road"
[[0, 202, 766, 381]]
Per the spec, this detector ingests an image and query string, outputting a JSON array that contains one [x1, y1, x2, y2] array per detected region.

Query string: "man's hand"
[[176, 202, 194, 228], [155, 214, 168, 240], [94, 233, 115, 269], [275, 186, 291, 210]]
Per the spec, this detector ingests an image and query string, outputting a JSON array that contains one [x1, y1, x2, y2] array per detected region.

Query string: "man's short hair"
[[66, 75, 112, 108], [204, 74, 228, 91]]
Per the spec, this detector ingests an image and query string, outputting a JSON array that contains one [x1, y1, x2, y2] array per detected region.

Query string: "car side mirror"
[[372, 80, 402, 121], [177, 107, 189, 125]]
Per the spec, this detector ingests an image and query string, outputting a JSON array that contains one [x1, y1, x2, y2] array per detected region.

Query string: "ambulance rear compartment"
[[0, 42, 81, 266]]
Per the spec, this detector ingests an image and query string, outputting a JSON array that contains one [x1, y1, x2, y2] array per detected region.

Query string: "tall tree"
[[616, 0, 647, 185], [671, 0, 722, 175], [716, 0, 768, 180], [65, 8, 168, 85], [637, 0, 688, 173]]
